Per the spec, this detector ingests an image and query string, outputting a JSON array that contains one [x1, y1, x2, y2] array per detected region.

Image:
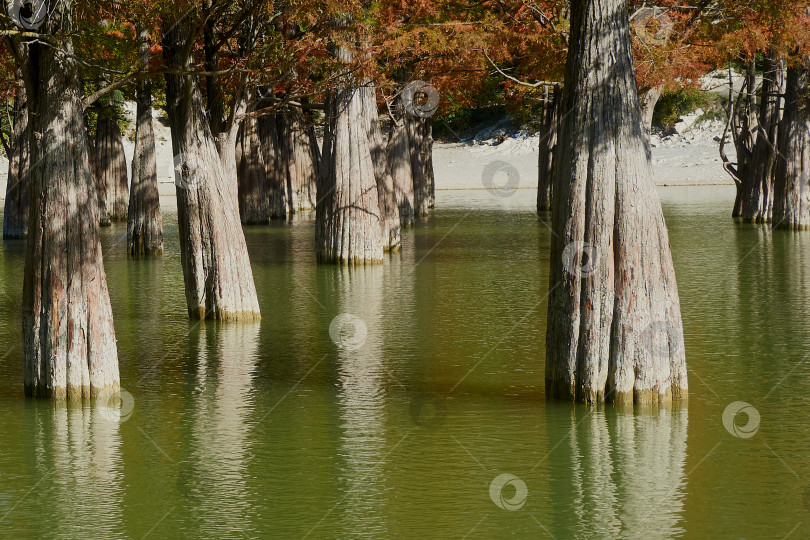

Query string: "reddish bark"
[[545, 0, 687, 405], [21, 1, 119, 400]]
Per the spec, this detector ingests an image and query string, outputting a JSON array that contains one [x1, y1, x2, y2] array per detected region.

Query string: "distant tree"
[[127, 24, 164, 255]]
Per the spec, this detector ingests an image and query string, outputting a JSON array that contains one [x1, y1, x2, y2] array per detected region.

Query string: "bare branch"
[[483, 50, 559, 88]]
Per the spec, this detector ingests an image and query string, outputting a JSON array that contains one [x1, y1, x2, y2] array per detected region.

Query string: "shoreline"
[[0, 112, 736, 204]]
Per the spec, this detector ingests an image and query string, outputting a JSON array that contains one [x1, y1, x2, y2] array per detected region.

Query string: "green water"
[[1, 186, 809, 538]]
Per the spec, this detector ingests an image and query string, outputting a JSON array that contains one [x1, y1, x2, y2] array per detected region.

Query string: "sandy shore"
[[433, 125, 735, 193], [0, 110, 735, 207]]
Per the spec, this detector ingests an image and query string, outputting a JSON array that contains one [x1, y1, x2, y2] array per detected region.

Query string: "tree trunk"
[[237, 113, 272, 224], [420, 118, 436, 210], [408, 114, 435, 216], [719, 60, 757, 218], [773, 65, 810, 230], [93, 111, 129, 225], [213, 95, 245, 205], [639, 84, 664, 137], [127, 26, 163, 256], [278, 109, 318, 213], [387, 121, 415, 226], [3, 82, 29, 239], [316, 77, 385, 264], [203, 0, 226, 138], [260, 112, 288, 220], [545, 0, 687, 405], [361, 84, 401, 251], [21, 2, 119, 400], [741, 52, 785, 223], [308, 117, 322, 177], [537, 85, 561, 213], [163, 22, 260, 320]]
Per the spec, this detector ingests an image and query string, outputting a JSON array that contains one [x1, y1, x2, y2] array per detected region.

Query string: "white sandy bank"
[[0, 106, 736, 207]]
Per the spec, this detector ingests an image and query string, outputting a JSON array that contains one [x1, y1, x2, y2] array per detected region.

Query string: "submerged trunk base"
[[544, 0, 687, 406]]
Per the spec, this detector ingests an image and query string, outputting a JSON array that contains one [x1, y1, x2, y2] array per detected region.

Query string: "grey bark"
[[537, 84, 561, 213], [3, 82, 29, 239], [259, 112, 288, 220], [727, 61, 759, 217], [163, 21, 261, 320], [773, 65, 810, 230], [237, 112, 272, 224], [93, 111, 129, 225], [316, 77, 385, 264], [21, 1, 120, 400], [387, 121, 415, 226], [360, 84, 400, 251], [545, 0, 687, 405], [639, 84, 664, 137], [278, 109, 318, 213], [308, 118, 322, 179], [127, 26, 164, 255], [742, 52, 785, 223], [408, 114, 435, 216]]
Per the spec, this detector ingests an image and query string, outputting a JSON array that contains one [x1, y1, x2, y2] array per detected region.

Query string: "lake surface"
[[1, 186, 809, 538]]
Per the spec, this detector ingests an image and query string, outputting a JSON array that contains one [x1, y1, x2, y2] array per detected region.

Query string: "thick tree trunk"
[[537, 85, 561, 213], [259, 113, 288, 220], [213, 95, 245, 205], [21, 2, 119, 400], [545, 0, 687, 405], [361, 84, 401, 251], [316, 79, 385, 264], [773, 65, 810, 230], [94, 111, 129, 225], [741, 52, 785, 223], [278, 109, 318, 214], [127, 27, 163, 256], [237, 113, 272, 224], [163, 22, 260, 320], [3, 83, 29, 239], [387, 121, 415, 226], [408, 114, 435, 216], [639, 84, 664, 137]]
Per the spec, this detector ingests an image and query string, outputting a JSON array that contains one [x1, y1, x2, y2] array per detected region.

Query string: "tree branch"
[[82, 72, 138, 110], [483, 50, 559, 88]]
